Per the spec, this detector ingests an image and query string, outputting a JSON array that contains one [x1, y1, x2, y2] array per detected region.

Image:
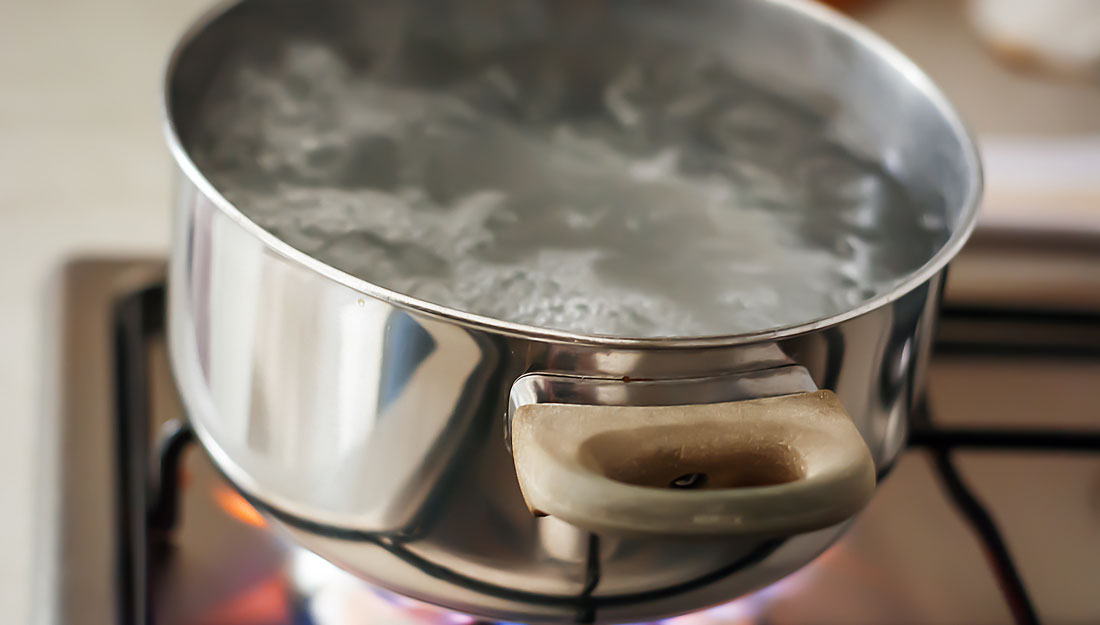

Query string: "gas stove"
[[37, 235, 1100, 625]]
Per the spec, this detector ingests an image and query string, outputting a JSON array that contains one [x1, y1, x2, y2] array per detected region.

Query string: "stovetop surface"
[[41, 258, 1100, 625]]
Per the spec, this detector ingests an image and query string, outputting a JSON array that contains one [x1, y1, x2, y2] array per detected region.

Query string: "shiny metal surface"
[[162, 0, 980, 621], [507, 366, 820, 421]]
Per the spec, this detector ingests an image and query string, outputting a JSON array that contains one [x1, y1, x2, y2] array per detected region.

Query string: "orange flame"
[[194, 574, 289, 625], [213, 486, 267, 528]]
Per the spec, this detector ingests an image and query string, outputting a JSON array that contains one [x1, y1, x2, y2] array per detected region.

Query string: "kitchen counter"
[[0, 1, 207, 621], [3, 1, 1098, 623]]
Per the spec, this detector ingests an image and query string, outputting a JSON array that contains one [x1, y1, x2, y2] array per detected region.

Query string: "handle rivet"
[[669, 472, 708, 489]]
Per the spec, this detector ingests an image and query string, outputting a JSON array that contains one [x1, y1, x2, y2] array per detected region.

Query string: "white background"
[[0, 2, 207, 620]]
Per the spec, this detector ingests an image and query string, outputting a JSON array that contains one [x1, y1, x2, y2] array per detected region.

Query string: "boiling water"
[[190, 40, 949, 337]]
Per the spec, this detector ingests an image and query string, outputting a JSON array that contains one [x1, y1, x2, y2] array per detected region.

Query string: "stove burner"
[[64, 267, 1100, 625]]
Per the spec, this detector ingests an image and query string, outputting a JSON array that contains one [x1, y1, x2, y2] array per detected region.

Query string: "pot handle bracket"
[[508, 368, 876, 537]]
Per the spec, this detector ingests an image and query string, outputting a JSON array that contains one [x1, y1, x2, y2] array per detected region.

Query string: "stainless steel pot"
[[163, 0, 981, 622]]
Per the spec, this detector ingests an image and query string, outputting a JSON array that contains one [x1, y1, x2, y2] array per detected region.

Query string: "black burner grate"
[[112, 283, 1100, 625]]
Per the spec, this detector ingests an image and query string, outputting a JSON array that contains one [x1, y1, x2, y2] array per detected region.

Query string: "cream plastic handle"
[[511, 391, 875, 537]]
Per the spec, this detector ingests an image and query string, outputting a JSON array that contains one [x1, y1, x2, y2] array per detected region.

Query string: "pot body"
[[164, 0, 980, 622], [168, 179, 942, 622]]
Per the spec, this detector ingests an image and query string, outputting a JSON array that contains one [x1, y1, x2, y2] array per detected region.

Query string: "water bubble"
[[921, 211, 946, 231], [604, 66, 644, 127]]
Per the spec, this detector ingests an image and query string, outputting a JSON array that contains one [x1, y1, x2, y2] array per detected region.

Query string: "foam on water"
[[190, 41, 949, 337]]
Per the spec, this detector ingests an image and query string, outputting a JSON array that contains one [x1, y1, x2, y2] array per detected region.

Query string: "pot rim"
[[161, 0, 983, 350]]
